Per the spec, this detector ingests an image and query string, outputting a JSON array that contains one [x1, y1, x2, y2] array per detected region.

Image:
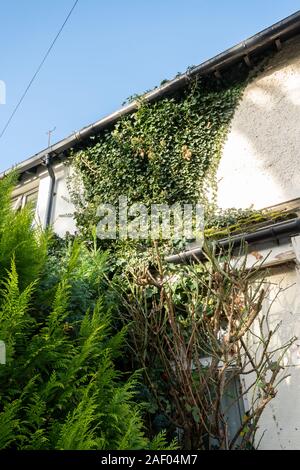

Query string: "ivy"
[[70, 77, 245, 235], [69, 55, 275, 242]]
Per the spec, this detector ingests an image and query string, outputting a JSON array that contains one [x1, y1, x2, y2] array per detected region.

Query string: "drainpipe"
[[43, 154, 56, 228], [165, 218, 300, 264]]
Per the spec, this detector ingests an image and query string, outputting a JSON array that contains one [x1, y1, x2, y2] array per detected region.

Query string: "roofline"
[[3, 9, 300, 177]]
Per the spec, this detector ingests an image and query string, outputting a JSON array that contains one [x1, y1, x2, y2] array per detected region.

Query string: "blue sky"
[[0, 0, 299, 172]]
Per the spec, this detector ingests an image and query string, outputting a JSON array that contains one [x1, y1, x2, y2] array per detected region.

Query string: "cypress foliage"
[[0, 175, 174, 450]]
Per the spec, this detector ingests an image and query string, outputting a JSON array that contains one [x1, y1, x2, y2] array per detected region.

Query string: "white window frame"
[[12, 178, 39, 210]]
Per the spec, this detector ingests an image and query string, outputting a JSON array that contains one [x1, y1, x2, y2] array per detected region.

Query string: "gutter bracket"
[[275, 38, 282, 51], [244, 55, 252, 67]]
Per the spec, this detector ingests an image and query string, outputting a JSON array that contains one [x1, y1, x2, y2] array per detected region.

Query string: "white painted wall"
[[216, 39, 300, 449], [34, 162, 76, 236], [50, 163, 77, 237], [217, 35, 300, 210], [253, 262, 300, 449]]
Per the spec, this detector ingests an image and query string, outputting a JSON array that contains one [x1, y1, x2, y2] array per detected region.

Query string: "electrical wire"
[[0, 0, 79, 140]]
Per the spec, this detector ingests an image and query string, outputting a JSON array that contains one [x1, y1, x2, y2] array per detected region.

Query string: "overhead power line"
[[0, 0, 79, 140]]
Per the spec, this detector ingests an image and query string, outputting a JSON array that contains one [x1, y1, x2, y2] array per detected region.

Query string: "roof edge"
[[3, 9, 300, 177]]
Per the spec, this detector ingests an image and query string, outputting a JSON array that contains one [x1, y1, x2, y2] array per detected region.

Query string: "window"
[[12, 186, 39, 212]]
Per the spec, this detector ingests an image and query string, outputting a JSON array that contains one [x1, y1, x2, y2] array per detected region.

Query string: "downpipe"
[[44, 154, 56, 228]]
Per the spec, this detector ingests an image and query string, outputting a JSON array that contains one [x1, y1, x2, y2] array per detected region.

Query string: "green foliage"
[[0, 172, 47, 289], [0, 252, 175, 450], [36, 235, 115, 322], [0, 401, 21, 449], [69, 56, 282, 258], [204, 206, 297, 240], [70, 78, 245, 238], [0, 177, 175, 450], [117, 243, 294, 449]]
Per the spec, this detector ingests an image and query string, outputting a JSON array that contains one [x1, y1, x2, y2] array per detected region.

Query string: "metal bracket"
[[275, 38, 282, 51], [244, 55, 252, 67]]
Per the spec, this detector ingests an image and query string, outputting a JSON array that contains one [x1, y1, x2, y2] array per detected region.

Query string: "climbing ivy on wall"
[[70, 75, 247, 235]]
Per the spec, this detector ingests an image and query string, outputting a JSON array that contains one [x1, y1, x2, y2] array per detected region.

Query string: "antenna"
[[46, 126, 56, 147]]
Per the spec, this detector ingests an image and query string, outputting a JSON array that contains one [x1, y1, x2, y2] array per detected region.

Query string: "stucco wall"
[[211, 38, 300, 448], [252, 263, 300, 449], [50, 164, 77, 237], [34, 162, 76, 236], [217, 35, 300, 210]]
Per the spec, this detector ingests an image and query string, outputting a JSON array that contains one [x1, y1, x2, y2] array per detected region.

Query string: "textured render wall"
[[50, 164, 77, 237], [217, 36, 300, 210], [252, 263, 300, 449], [215, 37, 300, 448], [35, 163, 76, 236]]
